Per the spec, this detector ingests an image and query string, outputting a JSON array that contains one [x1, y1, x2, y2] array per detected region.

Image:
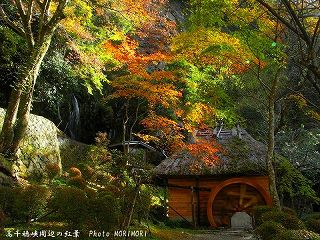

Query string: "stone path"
[[184, 230, 257, 240]]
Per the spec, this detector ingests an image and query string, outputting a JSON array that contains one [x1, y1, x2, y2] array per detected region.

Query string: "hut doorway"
[[207, 179, 272, 227]]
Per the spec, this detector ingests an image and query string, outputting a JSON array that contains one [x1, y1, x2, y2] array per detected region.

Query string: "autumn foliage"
[[186, 139, 221, 166]]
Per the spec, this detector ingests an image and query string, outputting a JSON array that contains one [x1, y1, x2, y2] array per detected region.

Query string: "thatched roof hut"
[[155, 129, 268, 177], [154, 128, 272, 228]]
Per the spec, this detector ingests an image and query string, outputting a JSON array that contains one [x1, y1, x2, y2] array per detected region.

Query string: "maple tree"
[[101, 0, 186, 149]]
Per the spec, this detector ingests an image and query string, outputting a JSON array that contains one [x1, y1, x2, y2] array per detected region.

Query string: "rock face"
[[0, 108, 89, 183]]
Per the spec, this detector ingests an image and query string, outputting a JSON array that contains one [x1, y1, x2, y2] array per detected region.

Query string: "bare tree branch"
[[25, 0, 35, 47], [46, 0, 68, 34], [255, 0, 309, 42], [280, 0, 312, 46], [38, 0, 52, 41], [13, 0, 26, 20], [0, 6, 25, 37], [311, 17, 320, 47]]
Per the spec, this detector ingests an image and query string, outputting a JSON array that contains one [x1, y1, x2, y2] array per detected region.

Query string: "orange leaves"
[[103, 37, 172, 78], [141, 114, 182, 134], [140, 113, 185, 154], [105, 36, 180, 108], [186, 139, 221, 167], [110, 76, 181, 108]]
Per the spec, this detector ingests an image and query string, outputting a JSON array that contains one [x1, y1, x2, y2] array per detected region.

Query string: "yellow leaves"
[[115, 0, 150, 25], [133, 133, 160, 144], [172, 28, 253, 74], [62, 0, 95, 40], [183, 102, 215, 132], [288, 94, 320, 121]]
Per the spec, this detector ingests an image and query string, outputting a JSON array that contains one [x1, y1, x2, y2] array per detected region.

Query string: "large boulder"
[[0, 108, 90, 183]]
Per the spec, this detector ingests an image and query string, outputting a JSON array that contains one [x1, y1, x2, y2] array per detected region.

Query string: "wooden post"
[[196, 178, 200, 227], [191, 186, 195, 228]]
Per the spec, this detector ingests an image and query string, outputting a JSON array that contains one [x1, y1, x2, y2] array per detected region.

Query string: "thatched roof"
[[154, 129, 268, 176]]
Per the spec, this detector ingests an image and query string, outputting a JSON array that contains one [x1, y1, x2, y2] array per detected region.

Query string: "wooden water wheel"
[[207, 178, 272, 227]]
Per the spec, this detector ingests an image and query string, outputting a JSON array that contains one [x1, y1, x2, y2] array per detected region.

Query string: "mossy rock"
[[0, 107, 62, 181]]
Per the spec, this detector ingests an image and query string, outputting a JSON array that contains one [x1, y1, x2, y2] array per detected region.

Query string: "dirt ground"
[[184, 230, 257, 240], [150, 227, 257, 240]]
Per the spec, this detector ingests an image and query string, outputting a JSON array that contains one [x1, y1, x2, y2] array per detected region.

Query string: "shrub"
[[282, 207, 297, 216], [261, 210, 305, 230], [0, 209, 6, 232], [276, 230, 320, 240], [0, 186, 15, 216], [253, 205, 276, 226], [68, 176, 86, 189], [77, 164, 94, 180], [88, 192, 120, 230], [49, 186, 88, 226], [303, 213, 320, 234], [69, 167, 82, 177], [1, 185, 50, 222], [255, 221, 286, 240], [305, 219, 320, 234], [46, 163, 61, 183]]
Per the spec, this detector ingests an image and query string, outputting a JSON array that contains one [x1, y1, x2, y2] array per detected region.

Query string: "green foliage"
[[87, 191, 120, 230], [255, 221, 286, 240], [0, 26, 27, 103], [253, 205, 277, 226], [276, 127, 320, 185], [276, 230, 320, 240], [276, 158, 320, 204], [0, 26, 26, 65], [49, 186, 121, 229], [14, 185, 49, 221], [303, 213, 320, 234], [0, 209, 6, 232], [0, 185, 50, 222], [49, 186, 88, 226], [261, 211, 305, 230], [0, 186, 15, 217]]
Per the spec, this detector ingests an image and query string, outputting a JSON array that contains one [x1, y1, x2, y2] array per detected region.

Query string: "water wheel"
[[207, 178, 272, 227]]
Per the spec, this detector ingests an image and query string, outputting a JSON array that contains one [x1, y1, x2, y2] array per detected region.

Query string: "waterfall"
[[67, 95, 80, 140]]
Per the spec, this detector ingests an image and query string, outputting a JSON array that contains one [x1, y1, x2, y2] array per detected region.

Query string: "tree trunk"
[[0, 36, 52, 157], [267, 76, 281, 208], [0, 88, 22, 154]]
